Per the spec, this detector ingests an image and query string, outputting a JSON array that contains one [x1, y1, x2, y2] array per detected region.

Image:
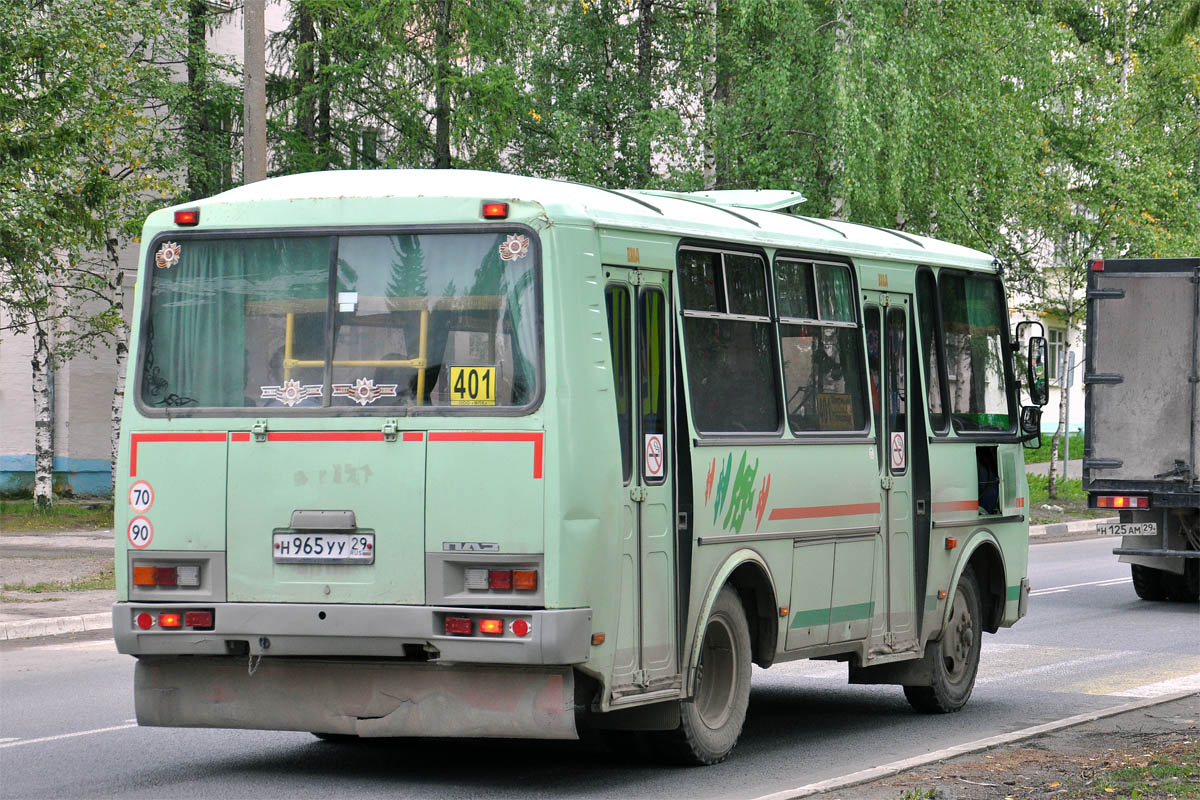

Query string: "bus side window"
[[916, 269, 948, 433], [865, 306, 883, 467], [606, 284, 633, 483]]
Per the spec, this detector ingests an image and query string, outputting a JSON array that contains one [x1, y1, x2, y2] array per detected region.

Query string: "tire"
[[1161, 561, 1200, 603], [655, 586, 752, 765], [904, 567, 982, 714], [1131, 564, 1169, 601]]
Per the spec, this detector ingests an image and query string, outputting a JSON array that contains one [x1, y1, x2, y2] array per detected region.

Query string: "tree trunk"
[[1046, 326, 1071, 500], [633, 0, 655, 186], [433, 0, 452, 169], [828, 0, 851, 220], [31, 321, 54, 508], [106, 237, 128, 497], [701, 0, 717, 189], [297, 3, 317, 147]]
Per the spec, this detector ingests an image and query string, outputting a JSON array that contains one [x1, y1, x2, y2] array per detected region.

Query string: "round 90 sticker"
[[128, 480, 154, 513], [127, 516, 154, 549]]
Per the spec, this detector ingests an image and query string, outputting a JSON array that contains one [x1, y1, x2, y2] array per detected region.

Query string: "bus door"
[[864, 293, 919, 652], [605, 267, 678, 692]]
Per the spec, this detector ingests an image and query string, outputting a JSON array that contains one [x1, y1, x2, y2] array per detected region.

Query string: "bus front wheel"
[[904, 567, 982, 714], [657, 586, 752, 765]]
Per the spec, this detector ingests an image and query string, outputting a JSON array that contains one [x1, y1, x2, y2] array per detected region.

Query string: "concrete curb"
[[752, 690, 1200, 800], [2, 612, 111, 642], [1029, 516, 1116, 538]]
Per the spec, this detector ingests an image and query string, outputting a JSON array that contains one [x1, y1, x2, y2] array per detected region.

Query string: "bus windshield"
[[138, 230, 540, 412]]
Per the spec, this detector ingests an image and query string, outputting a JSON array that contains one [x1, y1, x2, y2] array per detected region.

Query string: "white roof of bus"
[[190, 169, 996, 270]]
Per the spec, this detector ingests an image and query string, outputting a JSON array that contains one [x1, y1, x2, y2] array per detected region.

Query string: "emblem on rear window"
[[333, 378, 399, 406], [443, 542, 500, 552], [498, 234, 530, 262], [261, 380, 323, 407], [155, 241, 181, 269]]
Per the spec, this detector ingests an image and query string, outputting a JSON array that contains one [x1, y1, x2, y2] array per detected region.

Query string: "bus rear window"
[[139, 231, 540, 412]]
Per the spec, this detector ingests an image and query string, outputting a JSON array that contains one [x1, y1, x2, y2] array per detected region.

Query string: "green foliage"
[[1028, 474, 1088, 504], [0, 499, 114, 531]]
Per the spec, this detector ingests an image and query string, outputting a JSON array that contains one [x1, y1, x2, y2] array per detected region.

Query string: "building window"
[[1047, 328, 1065, 383]]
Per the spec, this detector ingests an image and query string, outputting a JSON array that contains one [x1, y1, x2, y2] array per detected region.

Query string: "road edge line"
[[751, 690, 1199, 800]]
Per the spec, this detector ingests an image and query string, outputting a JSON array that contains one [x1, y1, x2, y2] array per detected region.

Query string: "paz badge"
[[498, 234, 530, 262], [155, 241, 181, 269]]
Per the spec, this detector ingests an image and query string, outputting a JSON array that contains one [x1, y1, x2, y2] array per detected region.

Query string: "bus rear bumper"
[[112, 602, 592, 664], [134, 656, 578, 740]]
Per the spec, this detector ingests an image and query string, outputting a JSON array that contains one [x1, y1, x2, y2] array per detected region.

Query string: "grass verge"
[[1028, 475, 1113, 526], [1024, 434, 1085, 463], [0, 499, 114, 532], [1072, 739, 1200, 798], [1, 562, 115, 593]]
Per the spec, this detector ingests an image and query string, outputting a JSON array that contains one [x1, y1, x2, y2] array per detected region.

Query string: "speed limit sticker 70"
[[128, 480, 154, 513], [127, 516, 154, 549]]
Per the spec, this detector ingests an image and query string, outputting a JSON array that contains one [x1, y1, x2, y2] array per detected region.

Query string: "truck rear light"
[[132, 566, 156, 586], [478, 618, 504, 635], [175, 565, 201, 587], [184, 610, 213, 628], [158, 612, 182, 628], [1096, 495, 1148, 509], [444, 616, 472, 635], [464, 568, 489, 591], [489, 569, 513, 590], [512, 569, 537, 591]]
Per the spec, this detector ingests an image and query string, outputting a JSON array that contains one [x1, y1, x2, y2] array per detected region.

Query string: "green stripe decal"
[[790, 602, 875, 629], [1007, 585, 1021, 601]]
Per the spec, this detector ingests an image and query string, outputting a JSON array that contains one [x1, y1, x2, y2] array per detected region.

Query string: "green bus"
[[113, 170, 1048, 764]]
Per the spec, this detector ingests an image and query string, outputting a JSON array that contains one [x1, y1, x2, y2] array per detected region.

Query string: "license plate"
[[1095, 522, 1157, 537], [273, 532, 374, 564]]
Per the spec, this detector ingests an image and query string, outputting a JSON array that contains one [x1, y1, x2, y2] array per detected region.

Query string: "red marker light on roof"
[[1091, 259, 1104, 271], [174, 209, 199, 226], [481, 202, 508, 219]]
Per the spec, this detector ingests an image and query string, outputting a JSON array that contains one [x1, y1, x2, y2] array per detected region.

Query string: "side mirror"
[[1027, 336, 1049, 407], [1020, 405, 1042, 449]]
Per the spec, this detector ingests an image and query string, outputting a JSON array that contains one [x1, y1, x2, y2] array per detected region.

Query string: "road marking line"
[[0, 738, 17, 744], [0, 723, 137, 749], [750, 691, 1199, 800], [1029, 588, 1069, 596], [1030, 577, 1132, 594], [975, 649, 1136, 687], [1111, 672, 1200, 698]]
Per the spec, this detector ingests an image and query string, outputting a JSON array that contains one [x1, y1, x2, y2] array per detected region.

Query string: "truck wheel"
[[655, 586, 752, 765], [1161, 562, 1200, 602], [1131, 564, 1168, 601], [904, 567, 982, 714]]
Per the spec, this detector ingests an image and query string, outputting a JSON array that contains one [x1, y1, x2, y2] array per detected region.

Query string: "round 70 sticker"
[[127, 516, 154, 549], [128, 480, 154, 513]]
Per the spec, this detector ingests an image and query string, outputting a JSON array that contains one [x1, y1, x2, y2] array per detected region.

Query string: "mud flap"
[[135, 657, 577, 740]]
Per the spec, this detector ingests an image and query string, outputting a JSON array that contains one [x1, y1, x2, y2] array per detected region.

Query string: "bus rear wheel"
[[904, 567, 982, 714], [656, 586, 751, 765]]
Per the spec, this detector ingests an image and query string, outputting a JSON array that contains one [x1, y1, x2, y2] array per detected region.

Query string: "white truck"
[[1084, 257, 1200, 601]]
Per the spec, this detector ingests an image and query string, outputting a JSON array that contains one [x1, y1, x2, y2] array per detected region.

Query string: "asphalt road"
[[2, 537, 1196, 800]]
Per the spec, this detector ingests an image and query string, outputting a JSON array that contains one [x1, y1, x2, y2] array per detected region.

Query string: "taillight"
[[184, 611, 213, 628], [174, 209, 199, 226], [481, 202, 508, 219], [511, 619, 530, 637], [132, 563, 201, 588], [158, 612, 182, 628], [136, 612, 153, 630], [444, 616, 472, 635], [489, 570, 513, 590], [478, 618, 504, 635], [512, 569, 537, 591], [132, 566, 156, 586], [154, 566, 177, 586], [1095, 495, 1149, 509]]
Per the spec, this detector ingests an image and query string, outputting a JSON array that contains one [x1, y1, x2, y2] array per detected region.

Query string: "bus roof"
[[166, 169, 997, 271]]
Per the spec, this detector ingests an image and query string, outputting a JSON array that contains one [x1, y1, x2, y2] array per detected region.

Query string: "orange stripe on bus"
[[768, 502, 880, 521], [130, 432, 226, 477], [931, 500, 978, 513], [428, 432, 544, 479]]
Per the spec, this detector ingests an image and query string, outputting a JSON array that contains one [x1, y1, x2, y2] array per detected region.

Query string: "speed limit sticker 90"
[[128, 480, 154, 513], [127, 516, 154, 549]]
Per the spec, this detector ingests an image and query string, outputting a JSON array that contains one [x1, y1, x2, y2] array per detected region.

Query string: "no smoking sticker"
[[890, 432, 906, 471], [645, 433, 665, 479], [127, 516, 154, 549], [128, 480, 154, 513]]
